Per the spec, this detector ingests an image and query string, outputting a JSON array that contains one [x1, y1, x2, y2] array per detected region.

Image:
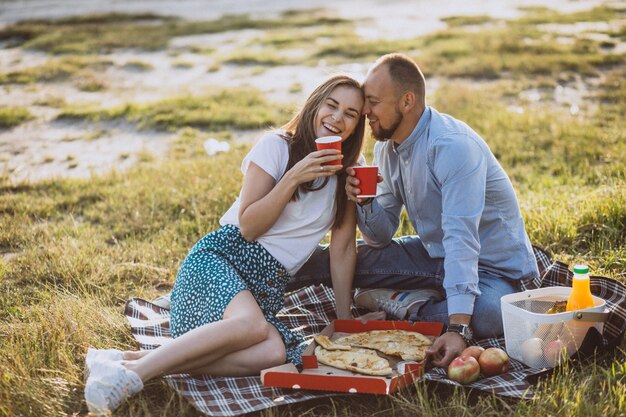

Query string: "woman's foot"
[[85, 348, 124, 381], [84, 359, 143, 416]]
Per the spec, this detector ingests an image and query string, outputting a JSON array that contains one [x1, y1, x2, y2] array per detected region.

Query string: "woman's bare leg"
[[123, 290, 270, 383], [188, 324, 287, 376], [123, 324, 287, 377]]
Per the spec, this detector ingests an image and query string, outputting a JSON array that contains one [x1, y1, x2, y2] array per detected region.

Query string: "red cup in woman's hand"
[[315, 136, 342, 165]]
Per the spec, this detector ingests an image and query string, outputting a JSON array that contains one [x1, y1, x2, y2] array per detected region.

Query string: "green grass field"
[[0, 4, 625, 417]]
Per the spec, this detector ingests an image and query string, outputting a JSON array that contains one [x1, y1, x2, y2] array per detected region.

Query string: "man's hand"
[[345, 166, 383, 204], [425, 331, 467, 368]]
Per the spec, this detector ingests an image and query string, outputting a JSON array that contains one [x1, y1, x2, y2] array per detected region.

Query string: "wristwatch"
[[446, 323, 473, 344]]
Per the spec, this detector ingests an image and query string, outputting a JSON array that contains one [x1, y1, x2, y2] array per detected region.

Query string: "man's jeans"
[[289, 235, 521, 339]]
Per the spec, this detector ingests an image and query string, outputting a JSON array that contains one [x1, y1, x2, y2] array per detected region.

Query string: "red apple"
[[461, 345, 485, 361], [478, 347, 510, 376], [447, 355, 481, 384], [544, 339, 569, 367]]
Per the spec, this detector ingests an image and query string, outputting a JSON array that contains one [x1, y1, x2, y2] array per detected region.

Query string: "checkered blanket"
[[124, 247, 626, 416]]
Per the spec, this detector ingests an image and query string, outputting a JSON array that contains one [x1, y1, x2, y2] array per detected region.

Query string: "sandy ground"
[[0, 0, 616, 183]]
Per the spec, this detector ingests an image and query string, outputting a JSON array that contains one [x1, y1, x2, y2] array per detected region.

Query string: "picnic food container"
[[261, 319, 443, 395], [501, 287, 608, 369]]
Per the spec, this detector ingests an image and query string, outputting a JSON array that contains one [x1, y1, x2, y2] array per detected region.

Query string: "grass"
[[1, 3, 626, 417], [0, 106, 34, 128], [123, 61, 154, 72], [441, 15, 495, 27], [0, 10, 349, 54], [516, 5, 626, 25], [221, 50, 289, 66], [55, 88, 292, 131], [415, 24, 624, 79], [0, 56, 113, 85], [308, 6, 625, 78], [74, 70, 108, 91], [252, 25, 356, 48]]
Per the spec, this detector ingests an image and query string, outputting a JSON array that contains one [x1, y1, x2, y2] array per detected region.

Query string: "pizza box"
[[261, 319, 443, 395]]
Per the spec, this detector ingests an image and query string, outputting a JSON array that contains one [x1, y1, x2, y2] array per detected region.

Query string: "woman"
[[84, 75, 367, 415]]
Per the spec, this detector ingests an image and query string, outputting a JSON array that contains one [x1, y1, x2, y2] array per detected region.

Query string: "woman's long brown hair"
[[280, 75, 365, 229]]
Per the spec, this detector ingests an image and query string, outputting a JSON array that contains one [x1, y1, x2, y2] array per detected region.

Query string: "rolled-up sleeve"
[[356, 195, 402, 247], [431, 135, 486, 315]]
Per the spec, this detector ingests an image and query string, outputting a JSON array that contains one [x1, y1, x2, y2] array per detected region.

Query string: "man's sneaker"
[[354, 288, 443, 320], [85, 359, 143, 416], [152, 293, 171, 310]]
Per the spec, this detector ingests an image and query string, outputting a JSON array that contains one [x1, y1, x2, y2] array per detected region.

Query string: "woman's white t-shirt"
[[220, 132, 337, 276]]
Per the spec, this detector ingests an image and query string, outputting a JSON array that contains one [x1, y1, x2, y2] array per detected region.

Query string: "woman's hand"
[[285, 149, 342, 186]]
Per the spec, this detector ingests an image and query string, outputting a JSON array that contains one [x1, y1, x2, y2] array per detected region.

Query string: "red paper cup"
[[353, 166, 378, 198], [315, 135, 342, 165]]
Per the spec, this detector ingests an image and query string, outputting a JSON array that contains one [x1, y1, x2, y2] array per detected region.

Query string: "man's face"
[[363, 66, 403, 141]]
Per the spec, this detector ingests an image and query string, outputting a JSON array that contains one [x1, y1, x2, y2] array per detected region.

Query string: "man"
[[290, 53, 539, 368]]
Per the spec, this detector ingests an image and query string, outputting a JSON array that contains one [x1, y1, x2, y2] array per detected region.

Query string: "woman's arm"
[[238, 149, 341, 241], [329, 200, 357, 320]]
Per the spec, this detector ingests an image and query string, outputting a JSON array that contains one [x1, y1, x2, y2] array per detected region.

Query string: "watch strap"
[[446, 323, 473, 344]]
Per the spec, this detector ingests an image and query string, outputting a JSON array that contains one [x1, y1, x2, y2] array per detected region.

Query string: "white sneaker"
[[85, 348, 124, 381], [152, 293, 171, 310], [354, 288, 443, 320], [85, 360, 143, 416]]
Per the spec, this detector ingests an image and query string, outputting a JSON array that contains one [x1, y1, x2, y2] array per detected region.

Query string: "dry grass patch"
[[0, 106, 34, 128]]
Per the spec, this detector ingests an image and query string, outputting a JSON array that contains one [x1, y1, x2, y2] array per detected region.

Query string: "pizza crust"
[[313, 334, 351, 351]]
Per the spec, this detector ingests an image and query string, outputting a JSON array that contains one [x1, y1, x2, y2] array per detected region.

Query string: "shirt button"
[[259, 292, 268, 299], [277, 270, 284, 277], [267, 280, 275, 288]]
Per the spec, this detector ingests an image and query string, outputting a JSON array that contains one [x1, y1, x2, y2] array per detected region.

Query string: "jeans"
[[290, 235, 521, 339]]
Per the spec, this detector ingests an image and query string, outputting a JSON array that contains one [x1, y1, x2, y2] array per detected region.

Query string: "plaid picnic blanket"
[[124, 247, 626, 416]]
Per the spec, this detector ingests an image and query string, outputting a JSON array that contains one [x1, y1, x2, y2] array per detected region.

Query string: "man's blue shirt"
[[357, 107, 539, 315]]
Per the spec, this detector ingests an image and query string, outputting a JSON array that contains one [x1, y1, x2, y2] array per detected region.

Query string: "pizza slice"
[[314, 346, 393, 376], [313, 334, 351, 351], [335, 330, 432, 361]]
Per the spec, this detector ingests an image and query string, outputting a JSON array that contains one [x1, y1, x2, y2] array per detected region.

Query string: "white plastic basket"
[[501, 287, 608, 369]]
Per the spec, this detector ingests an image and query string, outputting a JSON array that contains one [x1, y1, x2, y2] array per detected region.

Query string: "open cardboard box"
[[261, 319, 443, 395]]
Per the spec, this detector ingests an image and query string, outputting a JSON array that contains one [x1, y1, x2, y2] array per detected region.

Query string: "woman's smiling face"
[[314, 85, 364, 141]]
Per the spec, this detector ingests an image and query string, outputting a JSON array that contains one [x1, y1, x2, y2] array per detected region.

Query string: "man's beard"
[[371, 109, 403, 141]]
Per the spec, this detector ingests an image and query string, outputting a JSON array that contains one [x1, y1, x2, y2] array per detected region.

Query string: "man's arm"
[[426, 134, 488, 367], [347, 145, 404, 247], [355, 193, 403, 247], [435, 134, 486, 316]]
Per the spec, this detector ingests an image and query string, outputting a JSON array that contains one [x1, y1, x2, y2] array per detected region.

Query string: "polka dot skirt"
[[170, 224, 305, 366]]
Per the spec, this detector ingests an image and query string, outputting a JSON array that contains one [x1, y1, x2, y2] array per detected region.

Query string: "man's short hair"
[[373, 53, 425, 106]]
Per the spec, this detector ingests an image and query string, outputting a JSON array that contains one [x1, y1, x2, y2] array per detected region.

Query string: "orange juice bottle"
[[565, 264, 595, 311]]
